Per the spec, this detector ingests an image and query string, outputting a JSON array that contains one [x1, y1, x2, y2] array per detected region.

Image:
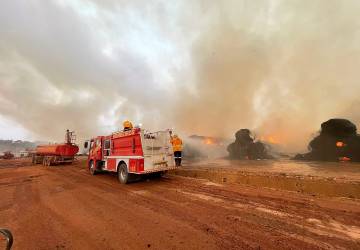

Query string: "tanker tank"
[[32, 130, 79, 166]]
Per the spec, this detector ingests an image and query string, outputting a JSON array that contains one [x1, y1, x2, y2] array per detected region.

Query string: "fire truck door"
[[103, 139, 111, 157], [92, 138, 102, 160]]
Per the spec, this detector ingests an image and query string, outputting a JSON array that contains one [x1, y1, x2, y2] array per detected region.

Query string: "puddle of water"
[[307, 218, 322, 224], [131, 190, 149, 195], [233, 203, 248, 209], [181, 191, 224, 203], [174, 167, 360, 198], [255, 207, 289, 217], [203, 181, 223, 187], [186, 159, 360, 182], [306, 218, 360, 240], [329, 220, 360, 240]]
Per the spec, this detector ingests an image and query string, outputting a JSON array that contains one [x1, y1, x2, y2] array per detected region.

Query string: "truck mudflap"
[[136, 165, 178, 174], [129, 158, 144, 172], [128, 158, 177, 174]]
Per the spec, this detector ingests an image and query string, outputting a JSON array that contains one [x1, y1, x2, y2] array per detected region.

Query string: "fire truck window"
[[104, 140, 111, 149], [104, 140, 111, 156]]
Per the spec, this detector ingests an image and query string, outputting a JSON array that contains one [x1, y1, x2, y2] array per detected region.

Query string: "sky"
[[0, 0, 360, 152]]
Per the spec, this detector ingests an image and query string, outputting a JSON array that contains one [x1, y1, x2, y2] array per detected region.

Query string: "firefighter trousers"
[[174, 151, 182, 166]]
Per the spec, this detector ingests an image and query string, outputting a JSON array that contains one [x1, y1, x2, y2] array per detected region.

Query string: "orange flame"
[[336, 141, 345, 147], [204, 138, 214, 145], [260, 135, 280, 144]]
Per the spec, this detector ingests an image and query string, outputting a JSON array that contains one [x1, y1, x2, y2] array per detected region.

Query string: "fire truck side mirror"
[[84, 141, 88, 149]]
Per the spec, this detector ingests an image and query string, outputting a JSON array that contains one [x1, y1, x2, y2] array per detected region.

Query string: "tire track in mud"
[[7, 172, 70, 249], [118, 176, 360, 248], [44, 167, 298, 248], [127, 178, 359, 249], [1, 159, 360, 249], [22, 166, 296, 249], [39, 165, 360, 247], [32, 166, 217, 249]]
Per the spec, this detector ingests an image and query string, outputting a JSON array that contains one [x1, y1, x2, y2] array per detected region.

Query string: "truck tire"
[[118, 163, 129, 184], [0, 228, 13, 250], [89, 160, 97, 175]]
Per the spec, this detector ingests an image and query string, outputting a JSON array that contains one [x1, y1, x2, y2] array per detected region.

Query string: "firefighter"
[[123, 120, 133, 131], [171, 134, 183, 166]]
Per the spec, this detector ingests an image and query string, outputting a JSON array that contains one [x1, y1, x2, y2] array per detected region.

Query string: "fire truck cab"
[[84, 128, 176, 184]]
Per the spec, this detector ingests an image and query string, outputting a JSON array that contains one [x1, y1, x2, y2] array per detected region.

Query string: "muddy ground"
[[0, 158, 359, 249], [175, 159, 360, 199]]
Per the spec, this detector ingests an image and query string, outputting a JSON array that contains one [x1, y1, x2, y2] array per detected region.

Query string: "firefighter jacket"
[[171, 137, 183, 152]]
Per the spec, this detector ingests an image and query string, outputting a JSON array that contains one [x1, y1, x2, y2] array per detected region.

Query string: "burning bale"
[[188, 135, 224, 146], [227, 129, 273, 160], [294, 118, 360, 162]]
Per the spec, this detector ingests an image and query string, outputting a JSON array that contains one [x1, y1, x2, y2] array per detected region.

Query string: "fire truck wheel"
[[89, 161, 97, 175], [118, 163, 129, 184]]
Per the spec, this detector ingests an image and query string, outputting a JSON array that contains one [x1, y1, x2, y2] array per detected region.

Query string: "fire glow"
[[336, 141, 345, 147], [204, 138, 215, 145], [260, 135, 280, 144]]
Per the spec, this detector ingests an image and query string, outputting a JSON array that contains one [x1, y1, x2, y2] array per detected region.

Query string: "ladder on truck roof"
[[65, 130, 76, 144]]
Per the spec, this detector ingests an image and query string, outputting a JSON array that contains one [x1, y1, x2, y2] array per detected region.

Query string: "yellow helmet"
[[123, 120, 133, 128]]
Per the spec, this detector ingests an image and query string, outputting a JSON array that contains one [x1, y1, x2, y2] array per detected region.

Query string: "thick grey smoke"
[[175, 0, 360, 152], [0, 0, 178, 141], [0, 0, 360, 152]]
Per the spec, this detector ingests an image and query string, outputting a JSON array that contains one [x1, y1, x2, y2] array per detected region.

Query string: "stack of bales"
[[227, 129, 273, 160], [294, 119, 360, 162]]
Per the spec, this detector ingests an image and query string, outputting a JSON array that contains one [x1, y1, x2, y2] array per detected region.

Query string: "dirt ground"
[[0, 158, 359, 249], [186, 158, 360, 182], [176, 159, 360, 199]]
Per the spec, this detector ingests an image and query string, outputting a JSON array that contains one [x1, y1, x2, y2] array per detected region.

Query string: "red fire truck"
[[84, 128, 176, 184]]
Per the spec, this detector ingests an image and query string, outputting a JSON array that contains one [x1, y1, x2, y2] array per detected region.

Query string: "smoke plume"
[[0, 0, 360, 152]]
